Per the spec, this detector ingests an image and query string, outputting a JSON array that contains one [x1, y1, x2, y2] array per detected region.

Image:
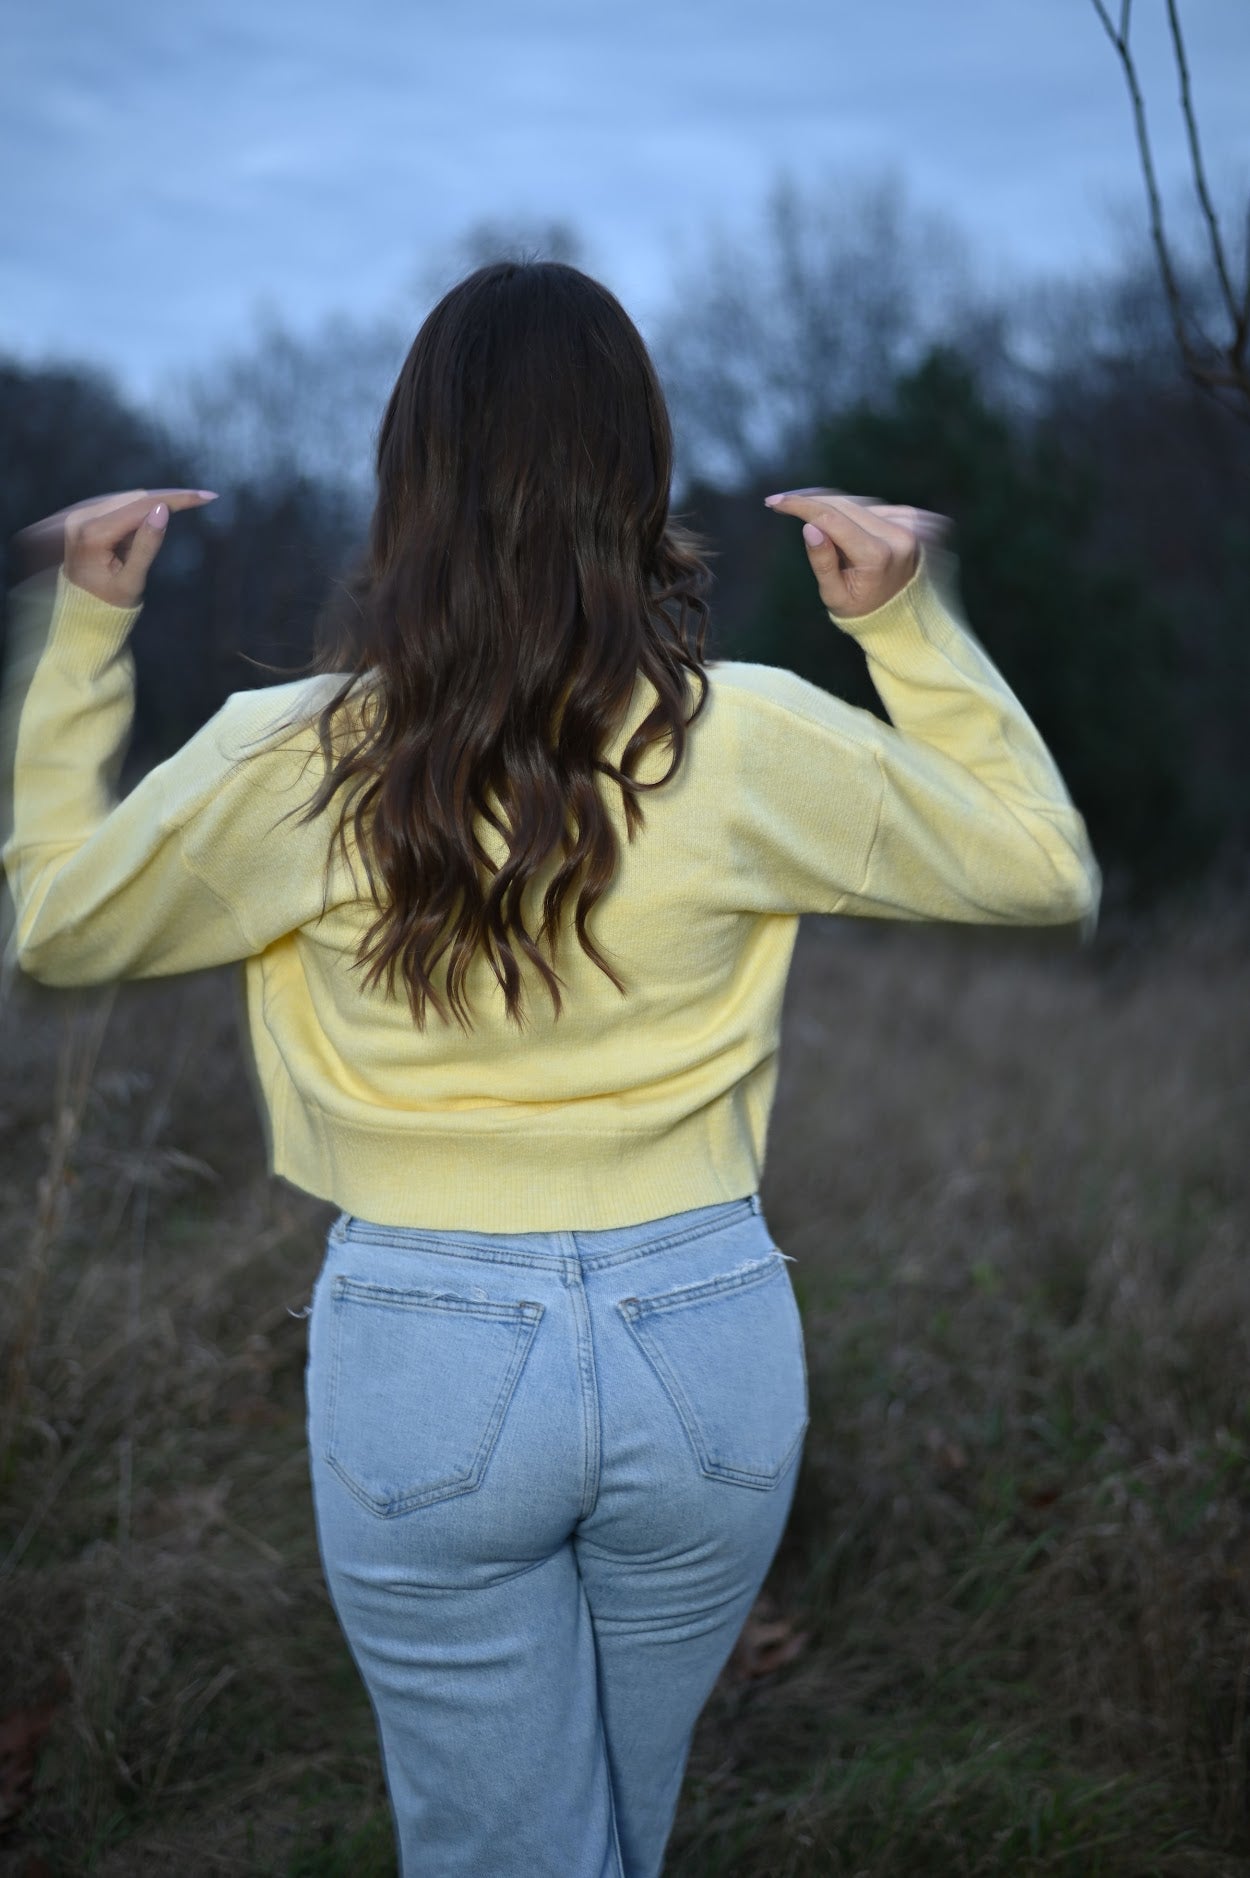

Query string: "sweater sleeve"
[[727, 540, 1102, 937], [0, 568, 346, 988]]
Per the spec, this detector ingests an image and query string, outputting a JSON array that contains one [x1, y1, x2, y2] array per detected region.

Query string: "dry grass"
[[2, 876, 1249, 1876]]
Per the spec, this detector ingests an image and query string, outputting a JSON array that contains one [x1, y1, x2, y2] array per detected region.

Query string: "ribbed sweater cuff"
[[47, 568, 143, 678], [824, 539, 963, 671]]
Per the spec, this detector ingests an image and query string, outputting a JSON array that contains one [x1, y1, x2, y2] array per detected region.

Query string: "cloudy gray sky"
[[3, 0, 1248, 419]]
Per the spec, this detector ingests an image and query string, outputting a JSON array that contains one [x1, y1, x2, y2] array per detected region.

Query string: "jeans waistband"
[[326, 1192, 767, 1271]]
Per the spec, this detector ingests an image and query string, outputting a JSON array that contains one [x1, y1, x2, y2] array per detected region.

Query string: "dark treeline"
[[3, 180, 1248, 918], [0, 360, 366, 768]]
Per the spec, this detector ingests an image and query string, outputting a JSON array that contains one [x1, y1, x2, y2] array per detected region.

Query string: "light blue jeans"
[[304, 1193, 809, 1877]]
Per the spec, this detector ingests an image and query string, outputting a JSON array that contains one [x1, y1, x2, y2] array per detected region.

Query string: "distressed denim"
[[304, 1192, 809, 1877]]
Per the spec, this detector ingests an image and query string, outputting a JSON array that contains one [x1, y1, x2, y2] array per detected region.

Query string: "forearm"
[[1, 569, 143, 944], [830, 543, 1101, 931]]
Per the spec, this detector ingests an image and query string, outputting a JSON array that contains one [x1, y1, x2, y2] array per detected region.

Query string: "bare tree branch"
[[1167, 0, 1242, 338], [1089, 0, 1250, 419]]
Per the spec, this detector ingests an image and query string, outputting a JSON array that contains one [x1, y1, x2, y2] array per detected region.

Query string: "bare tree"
[[161, 215, 589, 501], [1089, 0, 1250, 423], [162, 309, 409, 503], [647, 166, 1022, 496]]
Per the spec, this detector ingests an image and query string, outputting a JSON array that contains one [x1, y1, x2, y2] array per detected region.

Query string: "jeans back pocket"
[[617, 1252, 809, 1489], [324, 1275, 544, 1517]]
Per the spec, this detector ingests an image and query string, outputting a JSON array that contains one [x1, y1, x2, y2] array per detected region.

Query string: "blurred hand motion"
[[11, 487, 218, 604], [763, 486, 954, 619]]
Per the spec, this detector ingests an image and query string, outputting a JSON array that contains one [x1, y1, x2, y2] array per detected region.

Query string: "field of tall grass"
[[2, 876, 1249, 1877]]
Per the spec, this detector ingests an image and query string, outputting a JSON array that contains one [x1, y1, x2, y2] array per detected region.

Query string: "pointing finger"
[[763, 491, 912, 562], [68, 489, 216, 547], [772, 487, 888, 508]]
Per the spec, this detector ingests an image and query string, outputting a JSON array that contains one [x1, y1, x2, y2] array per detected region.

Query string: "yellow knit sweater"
[[0, 542, 1100, 1230]]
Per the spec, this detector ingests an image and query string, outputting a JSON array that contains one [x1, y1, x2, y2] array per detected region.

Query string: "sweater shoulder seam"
[[177, 845, 260, 953]]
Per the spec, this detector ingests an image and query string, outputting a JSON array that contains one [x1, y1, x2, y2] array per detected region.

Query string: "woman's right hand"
[[763, 486, 954, 619]]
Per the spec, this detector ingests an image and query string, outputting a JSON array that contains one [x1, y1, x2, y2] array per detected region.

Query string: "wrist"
[[62, 563, 146, 609], [823, 552, 923, 626]]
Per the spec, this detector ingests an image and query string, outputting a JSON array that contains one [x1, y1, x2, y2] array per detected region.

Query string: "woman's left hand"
[[13, 487, 218, 606]]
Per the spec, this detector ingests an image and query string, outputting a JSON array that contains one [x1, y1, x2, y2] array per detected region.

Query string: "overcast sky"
[[3, 0, 1248, 421]]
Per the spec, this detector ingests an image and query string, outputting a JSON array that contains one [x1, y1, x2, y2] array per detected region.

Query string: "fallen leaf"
[[727, 1605, 810, 1681], [0, 1675, 66, 1831]]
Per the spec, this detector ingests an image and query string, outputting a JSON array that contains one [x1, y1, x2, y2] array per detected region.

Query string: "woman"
[[1, 261, 1100, 1876]]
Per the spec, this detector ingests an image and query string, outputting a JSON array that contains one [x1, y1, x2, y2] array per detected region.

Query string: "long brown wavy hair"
[[249, 260, 716, 1033]]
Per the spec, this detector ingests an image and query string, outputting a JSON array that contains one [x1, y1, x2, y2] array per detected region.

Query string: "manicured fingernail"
[[763, 493, 786, 506], [802, 522, 825, 547], [146, 502, 169, 529], [196, 490, 219, 500]]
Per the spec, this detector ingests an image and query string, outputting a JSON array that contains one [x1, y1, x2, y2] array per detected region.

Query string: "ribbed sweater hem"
[[48, 571, 142, 677], [271, 1093, 762, 1233]]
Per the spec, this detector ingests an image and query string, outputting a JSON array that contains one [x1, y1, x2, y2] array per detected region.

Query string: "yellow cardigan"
[[0, 543, 1100, 1231]]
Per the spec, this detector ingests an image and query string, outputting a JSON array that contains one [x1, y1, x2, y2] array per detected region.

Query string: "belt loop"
[[749, 1192, 763, 1216]]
